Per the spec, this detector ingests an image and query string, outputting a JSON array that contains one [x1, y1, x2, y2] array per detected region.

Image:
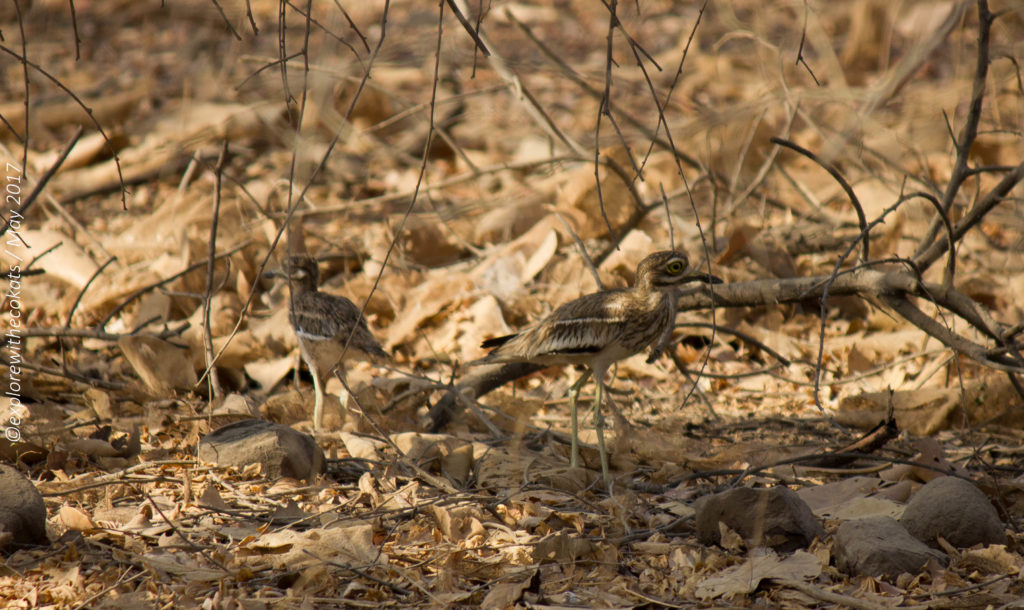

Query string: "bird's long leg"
[[567, 369, 591, 468], [592, 365, 612, 493], [335, 367, 350, 423], [310, 362, 325, 433], [293, 351, 302, 390]]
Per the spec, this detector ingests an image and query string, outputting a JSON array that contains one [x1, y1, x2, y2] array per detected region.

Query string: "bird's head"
[[266, 255, 320, 290], [637, 250, 722, 290]]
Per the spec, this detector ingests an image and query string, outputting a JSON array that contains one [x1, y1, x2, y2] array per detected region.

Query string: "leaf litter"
[[2, 0, 1024, 607]]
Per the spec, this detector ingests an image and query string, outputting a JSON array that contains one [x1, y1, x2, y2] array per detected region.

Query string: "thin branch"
[[914, 0, 994, 260], [332, 0, 370, 53], [98, 242, 249, 330], [208, 0, 242, 40], [0, 126, 83, 239], [199, 142, 229, 402], [0, 45, 127, 208], [22, 324, 189, 341], [444, 0, 490, 57], [915, 160, 1024, 270], [771, 137, 869, 263]]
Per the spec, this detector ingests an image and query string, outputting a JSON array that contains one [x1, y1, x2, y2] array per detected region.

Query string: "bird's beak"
[[683, 270, 724, 285]]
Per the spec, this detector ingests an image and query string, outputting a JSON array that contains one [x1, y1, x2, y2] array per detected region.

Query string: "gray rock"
[[900, 476, 1006, 548], [0, 464, 48, 552], [198, 419, 325, 480], [694, 486, 824, 551], [836, 516, 946, 578]]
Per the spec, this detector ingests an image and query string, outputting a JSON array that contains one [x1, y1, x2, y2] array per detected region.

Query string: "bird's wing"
[[289, 293, 345, 341], [506, 292, 629, 359], [322, 295, 389, 360], [291, 292, 381, 347]]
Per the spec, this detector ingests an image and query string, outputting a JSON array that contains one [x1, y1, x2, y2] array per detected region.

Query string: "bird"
[[473, 250, 721, 492], [269, 255, 389, 432]]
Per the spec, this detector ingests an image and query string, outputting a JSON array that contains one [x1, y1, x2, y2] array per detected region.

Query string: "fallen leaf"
[[58, 505, 97, 532], [696, 550, 821, 599], [118, 335, 198, 395]]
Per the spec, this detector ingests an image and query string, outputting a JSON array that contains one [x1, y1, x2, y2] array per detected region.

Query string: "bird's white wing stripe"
[[551, 317, 627, 327], [532, 317, 628, 354], [296, 328, 334, 342]]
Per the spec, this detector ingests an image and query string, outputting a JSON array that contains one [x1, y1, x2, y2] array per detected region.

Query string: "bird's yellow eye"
[[666, 260, 684, 274]]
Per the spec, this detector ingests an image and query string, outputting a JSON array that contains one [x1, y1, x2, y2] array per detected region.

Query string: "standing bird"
[[271, 255, 389, 432], [474, 250, 720, 491]]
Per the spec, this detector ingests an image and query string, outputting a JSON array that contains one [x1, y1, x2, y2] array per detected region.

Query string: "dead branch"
[[428, 362, 544, 432], [429, 265, 1024, 430], [914, 160, 1024, 271]]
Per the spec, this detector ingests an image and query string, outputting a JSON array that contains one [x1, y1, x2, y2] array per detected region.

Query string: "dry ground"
[[2, 0, 1024, 607]]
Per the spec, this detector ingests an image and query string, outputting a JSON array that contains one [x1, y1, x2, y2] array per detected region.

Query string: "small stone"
[[694, 486, 824, 551], [198, 419, 325, 480], [900, 476, 1006, 548], [0, 464, 48, 552], [835, 516, 946, 578]]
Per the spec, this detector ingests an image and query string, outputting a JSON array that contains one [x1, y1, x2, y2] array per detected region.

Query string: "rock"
[[198, 419, 325, 480], [694, 486, 824, 551], [0, 464, 48, 552], [835, 516, 946, 578], [900, 476, 1006, 548]]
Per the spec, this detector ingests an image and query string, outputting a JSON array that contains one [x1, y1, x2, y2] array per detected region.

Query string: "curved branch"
[[901, 191, 956, 291], [771, 136, 868, 263]]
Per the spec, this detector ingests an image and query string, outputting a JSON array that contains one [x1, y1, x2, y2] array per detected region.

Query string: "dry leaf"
[[83, 388, 115, 419], [696, 550, 822, 599], [22, 230, 99, 290], [244, 354, 296, 393], [531, 533, 597, 563], [558, 147, 636, 239], [58, 505, 96, 531], [197, 486, 230, 512], [245, 523, 382, 568], [479, 573, 537, 609], [142, 550, 227, 582], [118, 335, 198, 395], [65, 438, 122, 459]]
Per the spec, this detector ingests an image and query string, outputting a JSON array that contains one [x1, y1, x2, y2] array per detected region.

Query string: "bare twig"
[[444, 0, 490, 57], [0, 46, 127, 207], [199, 142, 229, 402], [776, 579, 929, 610], [915, 160, 1024, 271], [98, 242, 249, 330], [1, 126, 84, 240], [460, 0, 587, 157], [22, 324, 189, 341], [503, 5, 704, 172], [914, 0, 995, 260], [0, 356, 127, 391]]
